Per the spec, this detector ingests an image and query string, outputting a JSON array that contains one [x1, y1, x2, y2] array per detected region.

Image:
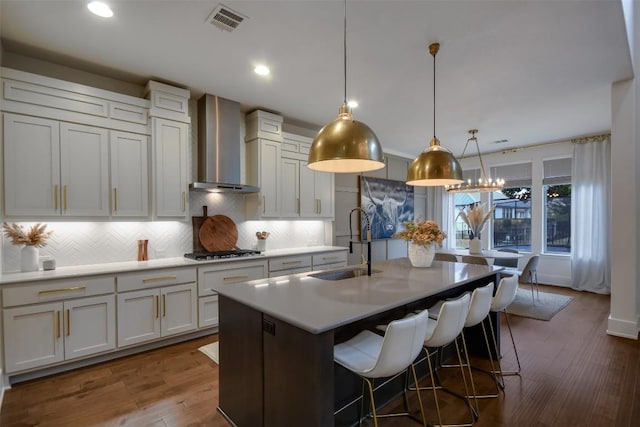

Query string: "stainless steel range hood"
[[190, 94, 259, 193]]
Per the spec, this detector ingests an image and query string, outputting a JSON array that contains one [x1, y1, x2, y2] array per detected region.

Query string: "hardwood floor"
[[1, 284, 638, 427]]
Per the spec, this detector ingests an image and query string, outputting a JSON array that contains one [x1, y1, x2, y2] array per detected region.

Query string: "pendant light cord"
[[433, 48, 436, 138], [343, 0, 347, 104]]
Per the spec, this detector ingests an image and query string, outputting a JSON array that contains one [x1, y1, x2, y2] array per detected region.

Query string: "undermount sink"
[[309, 267, 380, 281]]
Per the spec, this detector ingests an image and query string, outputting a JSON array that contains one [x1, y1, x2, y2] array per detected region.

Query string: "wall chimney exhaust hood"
[[190, 94, 259, 193]]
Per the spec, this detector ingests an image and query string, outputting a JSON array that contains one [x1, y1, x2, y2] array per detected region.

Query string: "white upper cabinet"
[[152, 117, 189, 218], [145, 81, 191, 219], [245, 110, 283, 219], [4, 113, 110, 217], [281, 133, 335, 219], [59, 122, 110, 216], [3, 113, 61, 217], [110, 131, 149, 217]]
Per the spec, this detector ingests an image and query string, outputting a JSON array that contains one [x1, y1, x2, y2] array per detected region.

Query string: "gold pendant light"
[[445, 129, 505, 193], [307, 0, 385, 173], [407, 42, 463, 186]]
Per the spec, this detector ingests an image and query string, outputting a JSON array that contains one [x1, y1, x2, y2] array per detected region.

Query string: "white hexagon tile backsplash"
[[1, 193, 329, 272]]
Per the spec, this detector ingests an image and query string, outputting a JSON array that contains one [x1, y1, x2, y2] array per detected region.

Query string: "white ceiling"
[[0, 0, 634, 158]]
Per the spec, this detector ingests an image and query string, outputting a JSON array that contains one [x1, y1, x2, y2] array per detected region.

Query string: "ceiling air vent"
[[207, 4, 247, 32]]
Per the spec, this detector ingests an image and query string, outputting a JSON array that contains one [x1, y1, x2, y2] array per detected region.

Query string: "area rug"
[[506, 288, 573, 321], [198, 342, 219, 364]]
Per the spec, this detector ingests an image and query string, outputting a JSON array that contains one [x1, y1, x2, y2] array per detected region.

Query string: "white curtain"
[[571, 136, 611, 294]]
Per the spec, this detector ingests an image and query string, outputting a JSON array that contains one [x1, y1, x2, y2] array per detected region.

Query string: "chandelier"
[[445, 129, 504, 193]]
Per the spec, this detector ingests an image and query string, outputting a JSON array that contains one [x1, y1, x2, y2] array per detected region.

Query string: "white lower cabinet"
[[197, 260, 267, 328], [117, 282, 197, 347], [2, 294, 115, 373]]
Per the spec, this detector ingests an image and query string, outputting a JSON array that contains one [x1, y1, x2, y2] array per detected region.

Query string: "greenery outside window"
[[490, 162, 533, 251], [543, 158, 572, 254]]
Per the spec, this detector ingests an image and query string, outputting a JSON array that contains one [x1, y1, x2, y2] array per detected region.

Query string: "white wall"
[[608, 0, 639, 339]]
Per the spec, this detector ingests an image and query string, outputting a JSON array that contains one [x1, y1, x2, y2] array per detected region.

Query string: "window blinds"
[[543, 158, 572, 185], [491, 163, 532, 187]]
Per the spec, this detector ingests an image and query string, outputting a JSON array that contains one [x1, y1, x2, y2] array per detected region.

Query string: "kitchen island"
[[213, 258, 501, 427]]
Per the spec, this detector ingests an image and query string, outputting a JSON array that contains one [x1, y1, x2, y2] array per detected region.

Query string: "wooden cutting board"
[[198, 215, 238, 252]]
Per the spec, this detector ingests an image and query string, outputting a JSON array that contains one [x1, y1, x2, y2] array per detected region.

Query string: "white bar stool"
[[434, 282, 502, 408], [334, 309, 431, 427], [488, 275, 521, 377], [412, 293, 475, 427]]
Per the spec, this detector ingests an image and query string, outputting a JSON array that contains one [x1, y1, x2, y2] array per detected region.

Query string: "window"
[[543, 158, 572, 254], [491, 163, 532, 251], [453, 169, 481, 249]]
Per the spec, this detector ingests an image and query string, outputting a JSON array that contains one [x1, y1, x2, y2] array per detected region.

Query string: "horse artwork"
[[359, 176, 414, 240]]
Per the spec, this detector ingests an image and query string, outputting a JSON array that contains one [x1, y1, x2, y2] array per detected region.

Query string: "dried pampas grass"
[[2, 222, 54, 248]]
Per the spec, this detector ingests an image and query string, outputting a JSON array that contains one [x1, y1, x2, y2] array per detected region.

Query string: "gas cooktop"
[[184, 249, 262, 261]]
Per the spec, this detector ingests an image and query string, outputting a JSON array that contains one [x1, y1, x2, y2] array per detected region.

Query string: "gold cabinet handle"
[[223, 275, 249, 282], [65, 309, 70, 336], [182, 191, 186, 212], [323, 256, 340, 261], [297, 198, 300, 214], [162, 294, 166, 317], [262, 195, 266, 214], [142, 275, 177, 283], [318, 199, 321, 214], [39, 286, 86, 295], [53, 185, 59, 211], [282, 260, 302, 265], [55, 310, 60, 339], [113, 188, 118, 212], [155, 295, 159, 318], [63, 185, 68, 211]]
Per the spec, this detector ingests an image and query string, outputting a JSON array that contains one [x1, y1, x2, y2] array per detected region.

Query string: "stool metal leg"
[[488, 310, 521, 376]]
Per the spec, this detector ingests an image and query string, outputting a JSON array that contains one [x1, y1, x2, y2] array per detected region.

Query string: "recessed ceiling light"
[[347, 100, 358, 108], [87, 1, 113, 18], [254, 65, 270, 76]]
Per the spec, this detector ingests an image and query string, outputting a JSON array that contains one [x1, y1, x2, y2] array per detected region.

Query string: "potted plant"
[[393, 219, 447, 267], [2, 222, 54, 272]]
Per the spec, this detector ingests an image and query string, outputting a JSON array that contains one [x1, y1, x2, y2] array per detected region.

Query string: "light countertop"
[[0, 246, 347, 285], [212, 258, 502, 334]]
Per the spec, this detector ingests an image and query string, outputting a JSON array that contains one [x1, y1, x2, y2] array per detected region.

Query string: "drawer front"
[[268, 266, 312, 278], [2, 276, 115, 307], [269, 255, 312, 273], [198, 261, 267, 296], [312, 252, 348, 268], [117, 267, 196, 292], [315, 261, 348, 271]]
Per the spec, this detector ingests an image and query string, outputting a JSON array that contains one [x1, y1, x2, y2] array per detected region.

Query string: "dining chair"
[[435, 253, 458, 262], [334, 309, 430, 427], [461, 255, 489, 266], [501, 255, 540, 303], [493, 248, 519, 268]]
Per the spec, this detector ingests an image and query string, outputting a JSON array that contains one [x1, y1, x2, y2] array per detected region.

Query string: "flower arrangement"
[[2, 222, 54, 247], [458, 203, 495, 240], [393, 219, 447, 246]]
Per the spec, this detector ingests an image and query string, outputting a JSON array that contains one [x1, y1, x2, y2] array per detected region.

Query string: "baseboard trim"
[[606, 315, 640, 340]]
